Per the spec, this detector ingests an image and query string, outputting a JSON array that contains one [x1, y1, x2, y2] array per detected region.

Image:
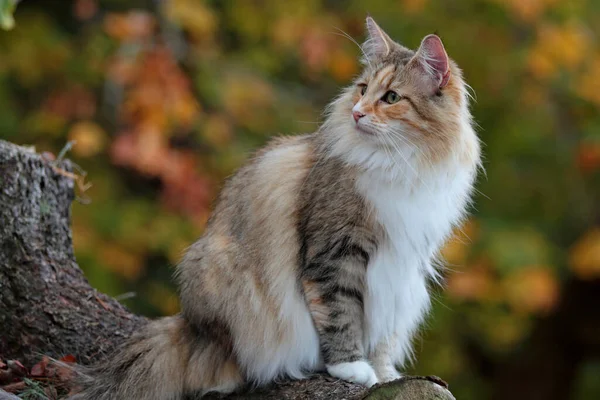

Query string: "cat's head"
[[324, 17, 478, 174]]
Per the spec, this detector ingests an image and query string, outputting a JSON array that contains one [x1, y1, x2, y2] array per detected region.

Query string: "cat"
[[69, 16, 481, 399]]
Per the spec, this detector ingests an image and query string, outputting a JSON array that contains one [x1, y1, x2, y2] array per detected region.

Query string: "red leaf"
[[30, 356, 49, 377], [59, 355, 76, 364]]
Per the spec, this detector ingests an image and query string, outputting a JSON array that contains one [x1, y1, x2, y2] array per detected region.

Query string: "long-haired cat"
[[69, 17, 480, 399]]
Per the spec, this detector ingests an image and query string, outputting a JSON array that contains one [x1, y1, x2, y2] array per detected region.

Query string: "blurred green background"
[[1, 0, 600, 399]]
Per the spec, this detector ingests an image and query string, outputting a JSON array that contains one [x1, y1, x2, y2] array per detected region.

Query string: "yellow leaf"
[[101, 242, 144, 281], [165, 0, 216, 41], [569, 228, 600, 280], [447, 262, 497, 302], [527, 47, 556, 80], [503, 266, 559, 315], [329, 50, 358, 83], [575, 55, 600, 105], [68, 121, 106, 157], [528, 23, 590, 81]]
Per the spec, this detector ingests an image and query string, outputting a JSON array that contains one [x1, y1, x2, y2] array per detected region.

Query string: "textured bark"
[[0, 140, 454, 400], [0, 140, 148, 367]]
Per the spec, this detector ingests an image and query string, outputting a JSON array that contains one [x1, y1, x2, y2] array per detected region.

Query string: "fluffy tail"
[[68, 315, 242, 400]]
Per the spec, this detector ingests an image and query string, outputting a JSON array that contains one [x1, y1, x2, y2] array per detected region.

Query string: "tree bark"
[[0, 140, 454, 400]]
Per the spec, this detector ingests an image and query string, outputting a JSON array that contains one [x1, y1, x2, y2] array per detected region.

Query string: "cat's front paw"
[[326, 360, 378, 387]]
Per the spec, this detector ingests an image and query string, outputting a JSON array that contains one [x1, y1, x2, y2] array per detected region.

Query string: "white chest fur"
[[356, 158, 474, 366]]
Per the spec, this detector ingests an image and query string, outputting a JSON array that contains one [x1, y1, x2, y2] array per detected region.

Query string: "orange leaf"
[[503, 266, 559, 315], [569, 228, 600, 280], [30, 356, 49, 377], [68, 121, 106, 157], [59, 355, 76, 364]]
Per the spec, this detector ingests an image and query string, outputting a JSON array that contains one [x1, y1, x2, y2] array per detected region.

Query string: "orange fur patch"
[[302, 279, 330, 329]]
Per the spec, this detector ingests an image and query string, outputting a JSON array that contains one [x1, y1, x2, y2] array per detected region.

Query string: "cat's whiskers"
[[385, 127, 435, 172], [378, 128, 434, 195], [378, 132, 399, 185], [377, 129, 414, 187]]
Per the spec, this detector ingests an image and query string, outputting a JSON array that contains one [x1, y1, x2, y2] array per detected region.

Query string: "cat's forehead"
[[386, 48, 415, 66], [362, 49, 415, 82]]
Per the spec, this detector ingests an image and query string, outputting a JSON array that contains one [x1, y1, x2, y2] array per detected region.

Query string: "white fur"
[[327, 361, 378, 387], [372, 360, 402, 382], [354, 132, 477, 370]]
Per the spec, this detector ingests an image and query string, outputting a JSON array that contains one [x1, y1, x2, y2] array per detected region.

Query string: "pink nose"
[[353, 111, 365, 123]]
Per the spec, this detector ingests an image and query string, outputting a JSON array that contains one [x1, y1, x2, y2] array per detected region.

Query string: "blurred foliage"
[[0, 0, 18, 30], [1, 0, 599, 399]]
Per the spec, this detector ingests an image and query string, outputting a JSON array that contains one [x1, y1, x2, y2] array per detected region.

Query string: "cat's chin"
[[354, 124, 377, 136]]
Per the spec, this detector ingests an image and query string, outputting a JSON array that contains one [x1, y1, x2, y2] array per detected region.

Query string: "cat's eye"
[[359, 85, 367, 96], [382, 91, 401, 104]]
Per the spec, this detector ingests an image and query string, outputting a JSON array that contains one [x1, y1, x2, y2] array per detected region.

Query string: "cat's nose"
[[353, 111, 365, 123]]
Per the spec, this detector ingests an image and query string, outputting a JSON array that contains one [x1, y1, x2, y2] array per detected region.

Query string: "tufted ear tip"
[[363, 16, 394, 59]]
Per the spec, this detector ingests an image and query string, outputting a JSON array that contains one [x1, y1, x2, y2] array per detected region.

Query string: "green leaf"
[[0, 0, 18, 30]]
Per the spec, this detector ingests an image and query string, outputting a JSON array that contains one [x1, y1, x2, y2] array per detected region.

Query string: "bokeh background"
[[1, 0, 600, 399]]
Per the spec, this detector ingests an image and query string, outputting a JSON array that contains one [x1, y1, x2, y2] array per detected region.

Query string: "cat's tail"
[[66, 315, 243, 400]]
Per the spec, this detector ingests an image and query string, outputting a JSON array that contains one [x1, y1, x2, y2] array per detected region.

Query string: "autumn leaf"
[[502, 266, 559, 315], [528, 23, 589, 81], [59, 355, 76, 364], [30, 356, 49, 377], [328, 50, 358, 82], [104, 11, 155, 41], [69, 121, 106, 157], [446, 261, 498, 302], [164, 0, 217, 41], [576, 141, 600, 173], [101, 242, 144, 280], [569, 228, 600, 280], [575, 55, 600, 105]]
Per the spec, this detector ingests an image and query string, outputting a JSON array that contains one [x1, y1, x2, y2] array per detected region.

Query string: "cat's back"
[[178, 133, 318, 291], [211, 133, 316, 242]]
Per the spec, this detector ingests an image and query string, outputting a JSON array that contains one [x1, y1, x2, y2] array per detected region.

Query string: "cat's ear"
[[362, 17, 396, 59], [410, 34, 451, 93]]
